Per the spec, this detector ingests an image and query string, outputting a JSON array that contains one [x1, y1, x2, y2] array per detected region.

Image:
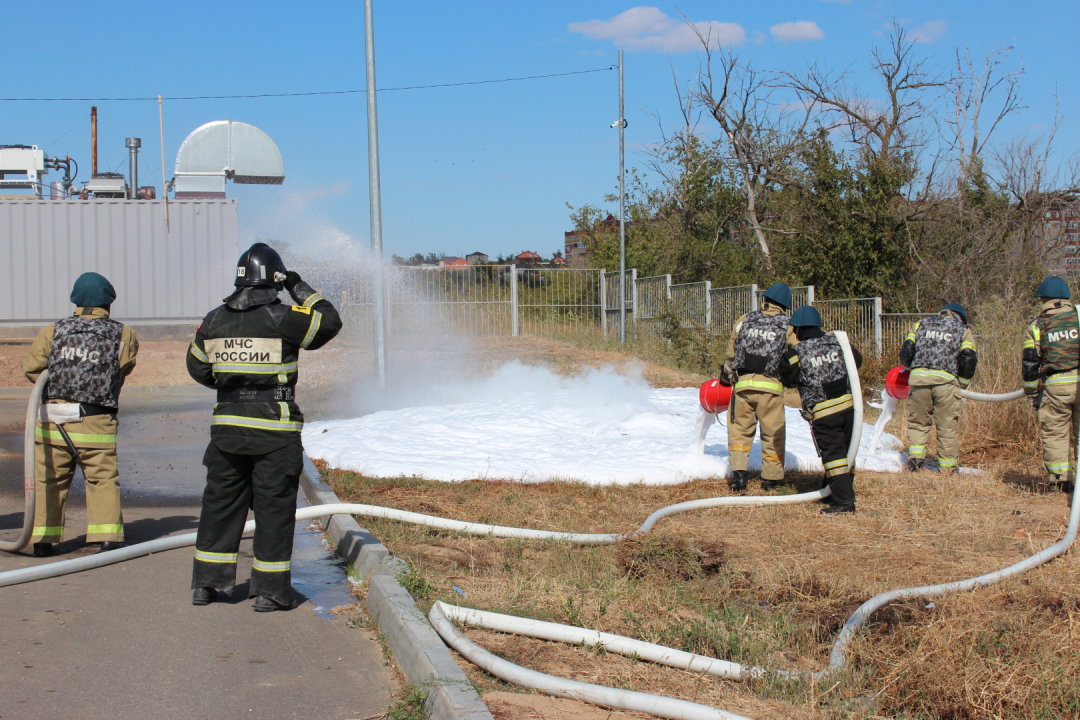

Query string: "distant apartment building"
[[564, 213, 621, 265], [1038, 199, 1080, 278], [465, 251, 489, 265]]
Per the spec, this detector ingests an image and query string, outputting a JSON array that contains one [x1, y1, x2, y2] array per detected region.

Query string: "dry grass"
[[324, 464, 1080, 720]]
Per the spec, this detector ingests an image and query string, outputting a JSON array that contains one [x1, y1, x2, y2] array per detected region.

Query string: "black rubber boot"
[[907, 457, 924, 472], [821, 503, 856, 515], [192, 587, 218, 606], [728, 470, 748, 492], [98, 541, 126, 554], [32, 543, 53, 557], [253, 595, 291, 613], [761, 479, 781, 491]]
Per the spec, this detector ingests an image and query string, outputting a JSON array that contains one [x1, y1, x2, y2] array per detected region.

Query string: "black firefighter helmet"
[[235, 242, 286, 290]]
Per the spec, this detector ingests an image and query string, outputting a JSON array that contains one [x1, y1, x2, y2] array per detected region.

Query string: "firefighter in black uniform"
[[780, 306, 862, 514], [188, 243, 341, 611]]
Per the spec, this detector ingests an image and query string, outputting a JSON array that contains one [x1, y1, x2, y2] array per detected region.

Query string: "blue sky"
[[3, 1, 1076, 262]]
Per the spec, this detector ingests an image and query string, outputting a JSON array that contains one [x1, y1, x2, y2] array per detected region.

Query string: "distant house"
[[550, 255, 567, 267], [564, 213, 620, 265], [515, 250, 542, 267], [465, 251, 489, 265], [439, 256, 471, 269]]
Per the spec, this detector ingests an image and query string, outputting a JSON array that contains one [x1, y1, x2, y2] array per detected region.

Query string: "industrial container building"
[[0, 199, 239, 326]]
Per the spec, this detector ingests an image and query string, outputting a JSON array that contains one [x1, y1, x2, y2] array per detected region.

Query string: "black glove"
[[284, 271, 302, 292], [1029, 394, 1041, 410]]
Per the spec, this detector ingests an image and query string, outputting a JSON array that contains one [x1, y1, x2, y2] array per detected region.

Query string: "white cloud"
[[909, 19, 947, 43], [568, 7, 745, 53], [770, 21, 825, 43]]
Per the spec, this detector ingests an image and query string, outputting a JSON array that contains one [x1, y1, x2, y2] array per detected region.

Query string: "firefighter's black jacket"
[[187, 280, 342, 454]]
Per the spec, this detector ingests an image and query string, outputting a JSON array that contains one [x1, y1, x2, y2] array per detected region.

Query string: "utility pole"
[[364, 0, 388, 387], [618, 50, 627, 343]]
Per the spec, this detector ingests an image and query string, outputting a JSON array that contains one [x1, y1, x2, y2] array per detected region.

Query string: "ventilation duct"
[[172, 120, 284, 199]]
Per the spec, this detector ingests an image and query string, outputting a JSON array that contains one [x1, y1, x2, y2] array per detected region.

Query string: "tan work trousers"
[[1039, 382, 1079, 477], [728, 389, 786, 480], [907, 384, 962, 472], [31, 442, 124, 543]]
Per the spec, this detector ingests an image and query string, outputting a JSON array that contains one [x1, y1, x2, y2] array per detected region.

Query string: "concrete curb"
[[299, 455, 494, 720]]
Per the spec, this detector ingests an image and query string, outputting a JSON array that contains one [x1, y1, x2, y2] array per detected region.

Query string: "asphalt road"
[[0, 391, 394, 720]]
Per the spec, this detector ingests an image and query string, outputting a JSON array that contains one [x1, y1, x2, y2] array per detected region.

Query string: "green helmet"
[[762, 283, 792, 310], [1036, 276, 1071, 300], [941, 303, 968, 324], [789, 305, 822, 328]]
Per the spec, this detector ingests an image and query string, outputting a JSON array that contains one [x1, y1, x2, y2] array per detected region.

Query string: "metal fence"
[[516, 268, 603, 337], [880, 313, 933, 356], [295, 263, 909, 355], [670, 281, 711, 330], [816, 298, 882, 355], [602, 268, 636, 331]]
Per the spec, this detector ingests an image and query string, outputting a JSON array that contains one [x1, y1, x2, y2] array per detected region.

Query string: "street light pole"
[[618, 50, 626, 343], [364, 0, 388, 388]]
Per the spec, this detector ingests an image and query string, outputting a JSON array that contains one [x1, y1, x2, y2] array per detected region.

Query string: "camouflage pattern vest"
[[733, 311, 789, 380], [911, 314, 965, 376], [1037, 310, 1080, 375], [794, 335, 850, 415], [46, 316, 124, 408]]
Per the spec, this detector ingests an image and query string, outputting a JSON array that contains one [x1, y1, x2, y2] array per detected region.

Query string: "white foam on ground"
[[303, 362, 906, 485]]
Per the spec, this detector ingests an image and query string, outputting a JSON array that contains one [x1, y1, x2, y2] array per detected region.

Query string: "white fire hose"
[[0, 371, 47, 553]]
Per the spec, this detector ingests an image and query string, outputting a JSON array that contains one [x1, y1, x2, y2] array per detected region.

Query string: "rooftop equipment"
[[172, 120, 284, 199], [0, 145, 46, 198]]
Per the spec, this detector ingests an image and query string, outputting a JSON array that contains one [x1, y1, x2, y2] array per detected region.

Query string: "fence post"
[[600, 270, 608, 334], [751, 283, 759, 312], [665, 274, 672, 300], [704, 280, 712, 331], [873, 296, 883, 356], [510, 264, 519, 337], [807, 285, 815, 305]]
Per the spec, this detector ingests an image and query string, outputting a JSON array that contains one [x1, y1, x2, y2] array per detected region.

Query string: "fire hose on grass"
[[2, 333, 1077, 720]]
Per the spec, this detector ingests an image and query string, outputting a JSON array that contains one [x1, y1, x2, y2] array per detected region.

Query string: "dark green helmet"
[[941, 303, 967, 324], [763, 283, 792, 310], [789, 305, 822, 328], [1036, 276, 1071, 300]]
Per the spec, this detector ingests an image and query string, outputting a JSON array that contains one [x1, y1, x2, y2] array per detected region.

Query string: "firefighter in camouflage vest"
[[187, 243, 341, 612], [899, 303, 978, 473], [1022, 276, 1078, 493], [779, 306, 863, 513], [719, 283, 797, 492], [23, 272, 139, 557]]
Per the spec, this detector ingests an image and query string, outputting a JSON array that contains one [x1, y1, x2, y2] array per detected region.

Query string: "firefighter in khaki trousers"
[[899, 303, 977, 473], [1022, 276, 1078, 494], [719, 283, 796, 492], [23, 272, 138, 557]]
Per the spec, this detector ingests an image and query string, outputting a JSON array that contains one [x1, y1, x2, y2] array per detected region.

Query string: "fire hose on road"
[[2, 333, 1077, 720]]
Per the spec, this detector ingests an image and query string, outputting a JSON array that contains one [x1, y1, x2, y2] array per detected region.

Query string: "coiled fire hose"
[[0, 370, 47, 553]]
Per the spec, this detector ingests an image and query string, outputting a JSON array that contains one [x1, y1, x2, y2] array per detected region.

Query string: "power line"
[[0, 67, 616, 102]]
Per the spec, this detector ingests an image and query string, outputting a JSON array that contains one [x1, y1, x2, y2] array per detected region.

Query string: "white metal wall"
[[0, 199, 239, 325]]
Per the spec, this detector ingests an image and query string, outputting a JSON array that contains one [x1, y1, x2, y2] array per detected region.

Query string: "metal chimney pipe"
[[90, 107, 98, 176], [126, 137, 141, 199]]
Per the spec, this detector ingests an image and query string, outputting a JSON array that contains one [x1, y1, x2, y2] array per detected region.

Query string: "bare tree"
[[946, 43, 1025, 194], [783, 20, 944, 163], [686, 28, 812, 267]]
